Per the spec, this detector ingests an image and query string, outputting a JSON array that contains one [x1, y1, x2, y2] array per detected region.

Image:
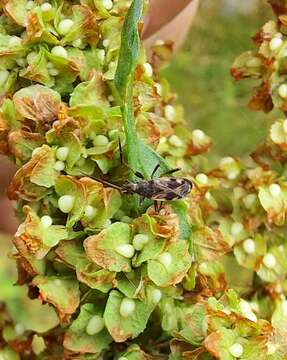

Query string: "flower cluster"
[[1, 0, 287, 359]]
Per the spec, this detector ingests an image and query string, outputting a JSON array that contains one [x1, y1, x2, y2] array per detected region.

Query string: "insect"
[[85, 141, 193, 212]]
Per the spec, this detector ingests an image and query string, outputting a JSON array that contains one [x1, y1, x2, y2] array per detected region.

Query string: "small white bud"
[[84, 205, 97, 219], [132, 234, 149, 251], [269, 183, 281, 197], [58, 19, 74, 35], [41, 2, 52, 11], [58, 195, 75, 213], [72, 38, 83, 48], [41, 215, 53, 228], [155, 83, 162, 95], [191, 129, 207, 146], [51, 46, 68, 58], [198, 262, 209, 274], [116, 244, 135, 258], [27, 51, 39, 65], [54, 161, 65, 171], [102, 0, 113, 10], [103, 39, 110, 48], [86, 315, 105, 335], [151, 289, 162, 303], [143, 62, 153, 77], [49, 68, 59, 76], [243, 193, 257, 209], [93, 135, 109, 146], [283, 119, 287, 134], [14, 323, 25, 335], [282, 300, 287, 316], [229, 343, 243, 358], [26, 1, 34, 10], [158, 252, 172, 268], [168, 134, 184, 147], [220, 156, 235, 166], [196, 173, 208, 185], [263, 253, 277, 269], [120, 298, 135, 317], [54, 279, 62, 286], [231, 222, 243, 236], [278, 84, 287, 98], [243, 238, 256, 254], [0, 70, 9, 87], [118, 357, 128, 360], [164, 105, 175, 121], [98, 49, 105, 63], [56, 147, 69, 161], [269, 37, 283, 51]]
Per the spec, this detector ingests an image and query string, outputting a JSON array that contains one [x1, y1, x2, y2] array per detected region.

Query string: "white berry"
[[278, 84, 287, 98], [229, 343, 243, 358], [164, 105, 175, 121], [269, 183, 281, 197], [116, 244, 135, 258], [120, 298, 135, 317], [132, 234, 149, 251], [54, 161, 65, 171], [86, 315, 105, 335], [231, 222, 243, 236], [84, 205, 97, 219], [151, 289, 162, 303], [263, 253, 276, 269], [26, 1, 34, 10], [48, 68, 59, 76], [103, 39, 110, 48], [102, 0, 113, 10], [243, 239, 256, 254], [168, 135, 184, 147], [41, 2, 52, 11], [143, 62, 153, 77], [196, 173, 208, 185], [243, 194, 257, 209], [51, 46, 68, 58], [14, 323, 25, 335], [58, 19, 74, 35], [56, 147, 69, 161], [93, 135, 109, 146], [269, 37, 283, 51], [72, 38, 83, 48], [155, 83, 162, 95], [40, 215, 53, 228], [9, 36, 22, 47], [58, 195, 75, 213], [98, 49, 105, 63], [158, 252, 172, 268]]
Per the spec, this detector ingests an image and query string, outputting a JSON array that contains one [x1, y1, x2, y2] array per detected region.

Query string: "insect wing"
[[151, 178, 188, 201]]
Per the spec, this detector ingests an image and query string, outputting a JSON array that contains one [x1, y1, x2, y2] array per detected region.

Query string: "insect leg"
[[118, 138, 145, 179], [151, 164, 161, 179], [158, 201, 163, 212], [154, 201, 158, 212], [160, 168, 181, 177]]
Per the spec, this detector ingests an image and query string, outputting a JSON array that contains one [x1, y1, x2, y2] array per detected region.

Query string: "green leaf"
[[55, 175, 86, 228], [114, 0, 143, 97], [84, 222, 132, 272], [114, 0, 169, 185], [171, 200, 192, 241], [103, 290, 155, 342], [147, 241, 192, 287], [32, 275, 80, 322], [63, 303, 111, 354]]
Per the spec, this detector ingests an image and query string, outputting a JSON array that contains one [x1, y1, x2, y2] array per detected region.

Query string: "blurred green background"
[[0, 0, 275, 332]]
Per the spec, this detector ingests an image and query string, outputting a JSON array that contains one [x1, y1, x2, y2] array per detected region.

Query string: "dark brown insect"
[[88, 141, 193, 212]]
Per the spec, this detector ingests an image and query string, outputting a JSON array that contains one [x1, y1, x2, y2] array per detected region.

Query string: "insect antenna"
[[77, 171, 123, 191]]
